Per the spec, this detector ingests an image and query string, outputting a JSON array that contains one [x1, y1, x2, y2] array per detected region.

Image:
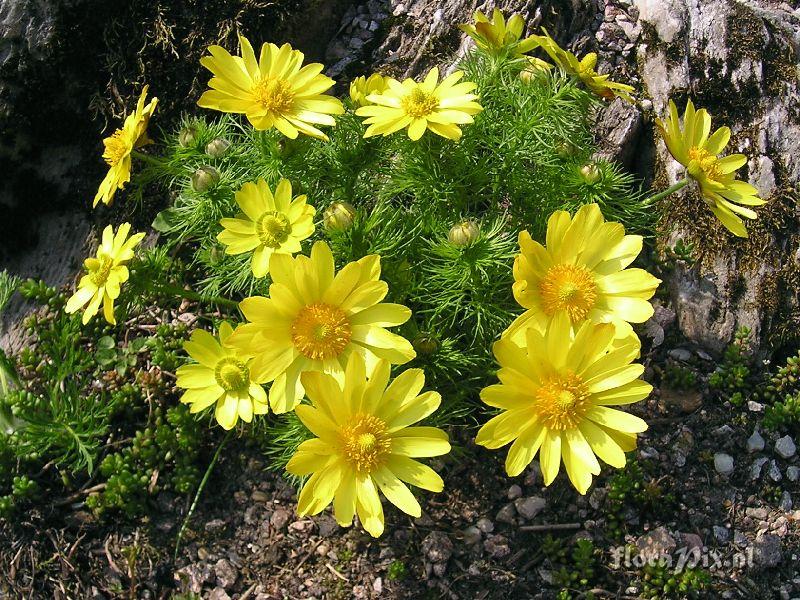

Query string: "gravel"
[[775, 435, 796, 459], [713, 453, 734, 475], [746, 430, 765, 453]]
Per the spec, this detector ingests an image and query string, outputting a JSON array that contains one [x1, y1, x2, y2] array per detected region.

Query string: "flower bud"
[[555, 140, 579, 159], [579, 162, 602, 184], [412, 334, 438, 355], [324, 202, 357, 232], [448, 220, 480, 247], [191, 166, 220, 193], [178, 125, 198, 148], [205, 137, 231, 158]]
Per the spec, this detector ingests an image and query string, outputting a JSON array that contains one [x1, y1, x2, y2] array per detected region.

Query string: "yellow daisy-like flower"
[[519, 56, 554, 82], [287, 353, 450, 537], [94, 87, 158, 207], [198, 34, 344, 140], [226, 241, 416, 413], [65, 223, 144, 325], [508, 203, 660, 340], [477, 313, 650, 493], [176, 323, 268, 430], [355, 67, 483, 141], [217, 179, 316, 278], [655, 99, 766, 238], [349, 73, 389, 107], [459, 8, 539, 57], [532, 30, 634, 102]]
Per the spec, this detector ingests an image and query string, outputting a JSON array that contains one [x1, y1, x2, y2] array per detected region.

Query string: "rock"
[[750, 457, 769, 480], [208, 588, 231, 600], [507, 484, 522, 500], [174, 563, 213, 594], [495, 503, 517, 524], [745, 507, 768, 520], [205, 519, 227, 533], [714, 453, 734, 475], [661, 387, 702, 414], [768, 460, 782, 482], [462, 526, 482, 546], [787, 466, 799, 482], [681, 532, 703, 551], [733, 531, 749, 547], [214, 559, 238, 590], [668, 348, 693, 362], [270, 508, 291, 531], [713, 526, 730, 543], [779, 491, 792, 512], [747, 430, 765, 453], [752, 533, 782, 568], [514, 496, 546, 520], [422, 531, 453, 564], [483, 534, 511, 559], [775, 435, 797, 459], [748, 401, 764, 412], [476, 517, 494, 534], [251, 490, 270, 503], [636, 526, 676, 558]]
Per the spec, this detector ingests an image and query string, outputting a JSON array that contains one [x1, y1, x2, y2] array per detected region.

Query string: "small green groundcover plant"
[[0, 9, 767, 546]]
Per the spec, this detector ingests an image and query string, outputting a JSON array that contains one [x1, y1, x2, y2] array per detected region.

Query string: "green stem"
[[130, 149, 167, 168], [644, 178, 691, 205], [156, 283, 240, 309], [174, 429, 233, 560]]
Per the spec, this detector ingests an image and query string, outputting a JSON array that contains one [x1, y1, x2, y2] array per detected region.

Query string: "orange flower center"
[[340, 413, 391, 473], [687, 146, 722, 181], [253, 77, 295, 113], [256, 211, 292, 248], [291, 303, 352, 360], [89, 254, 114, 287], [533, 371, 591, 430], [103, 130, 130, 166], [401, 87, 439, 118], [539, 263, 598, 322], [214, 357, 250, 392]]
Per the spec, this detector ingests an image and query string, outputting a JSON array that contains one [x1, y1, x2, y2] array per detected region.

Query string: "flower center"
[[252, 77, 295, 113], [256, 211, 292, 248], [401, 87, 439, 118], [538, 263, 598, 322], [214, 357, 250, 392], [533, 372, 591, 430], [90, 254, 114, 286], [340, 414, 391, 473], [687, 146, 722, 181], [291, 303, 352, 360], [103, 130, 130, 166]]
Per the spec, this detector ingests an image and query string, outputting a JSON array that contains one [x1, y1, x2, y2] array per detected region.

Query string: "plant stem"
[[174, 429, 233, 560], [643, 178, 691, 205], [156, 283, 240, 309], [130, 149, 167, 168]]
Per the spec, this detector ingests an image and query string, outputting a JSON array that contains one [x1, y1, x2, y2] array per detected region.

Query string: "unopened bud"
[[191, 165, 220, 193], [555, 140, 579, 159], [324, 202, 357, 232], [412, 334, 438, 355], [178, 125, 198, 148], [579, 163, 602, 184], [205, 138, 231, 158], [448, 220, 480, 247]]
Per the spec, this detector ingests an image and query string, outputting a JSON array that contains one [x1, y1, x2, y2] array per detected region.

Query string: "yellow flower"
[[355, 67, 483, 141], [65, 223, 144, 325], [217, 179, 316, 278], [459, 8, 539, 57], [198, 34, 344, 141], [94, 87, 158, 207], [287, 353, 450, 537], [656, 99, 766, 238], [532, 30, 634, 102], [519, 56, 553, 83], [226, 241, 416, 413], [477, 313, 650, 493], [349, 73, 389, 107], [176, 323, 268, 430], [509, 203, 660, 340]]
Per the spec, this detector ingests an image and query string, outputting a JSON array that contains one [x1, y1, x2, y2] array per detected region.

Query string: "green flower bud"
[[178, 125, 198, 148], [205, 137, 231, 158], [191, 166, 220, 193], [579, 162, 602, 184], [448, 220, 480, 247], [412, 334, 438, 355], [324, 202, 357, 232], [555, 139, 579, 158]]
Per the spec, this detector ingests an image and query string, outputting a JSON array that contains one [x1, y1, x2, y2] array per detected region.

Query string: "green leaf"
[[152, 208, 181, 232]]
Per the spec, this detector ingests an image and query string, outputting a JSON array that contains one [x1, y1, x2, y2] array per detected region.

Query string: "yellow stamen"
[[539, 263, 598, 322], [340, 414, 391, 473], [687, 146, 722, 181], [256, 211, 292, 248], [533, 372, 591, 430], [401, 87, 439, 118], [214, 357, 250, 392], [253, 77, 295, 113], [102, 130, 130, 166], [90, 254, 114, 286], [291, 303, 352, 360]]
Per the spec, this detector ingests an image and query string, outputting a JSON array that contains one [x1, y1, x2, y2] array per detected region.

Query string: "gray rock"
[[495, 502, 517, 524], [208, 588, 231, 600], [270, 508, 291, 531], [748, 401, 764, 412], [476, 517, 494, 534], [768, 460, 783, 482], [174, 563, 213, 594], [214, 559, 238, 590], [636, 527, 677, 557], [714, 453, 735, 475], [483, 534, 510, 559], [422, 531, 453, 564], [779, 491, 792, 512], [751, 457, 769, 480], [787, 466, 799, 482], [712, 526, 730, 543], [514, 496, 546, 520], [668, 348, 693, 362], [775, 435, 797, 459], [747, 430, 765, 453], [752, 533, 782, 568], [462, 526, 482, 546], [507, 484, 522, 500]]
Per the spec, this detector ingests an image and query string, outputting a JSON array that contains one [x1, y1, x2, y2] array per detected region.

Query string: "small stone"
[[768, 460, 782, 482], [495, 503, 517, 524], [733, 531, 749, 546], [779, 491, 792, 512], [507, 485, 522, 500], [681, 533, 703, 551], [787, 466, 799, 482], [422, 531, 453, 563], [208, 588, 231, 600], [750, 457, 769, 480], [251, 490, 270, 503], [174, 563, 213, 594], [775, 435, 797, 459], [372, 577, 382, 595], [392, 3, 406, 16], [746, 507, 768, 520], [713, 526, 730, 543], [713, 425, 734, 437], [515, 496, 546, 520], [270, 508, 291, 531], [714, 453, 734, 475], [747, 401, 764, 412], [205, 519, 226, 533], [483, 534, 511, 559], [214, 559, 238, 589], [668, 348, 692, 362], [636, 526, 676, 558], [462, 526, 482, 546], [476, 518, 494, 533], [747, 430, 765, 453], [589, 488, 607, 510], [639, 446, 660, 460], [752, 533, 782, 568]]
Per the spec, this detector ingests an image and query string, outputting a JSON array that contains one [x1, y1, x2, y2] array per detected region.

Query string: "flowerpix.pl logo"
[[609, 544, 754, 573]]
